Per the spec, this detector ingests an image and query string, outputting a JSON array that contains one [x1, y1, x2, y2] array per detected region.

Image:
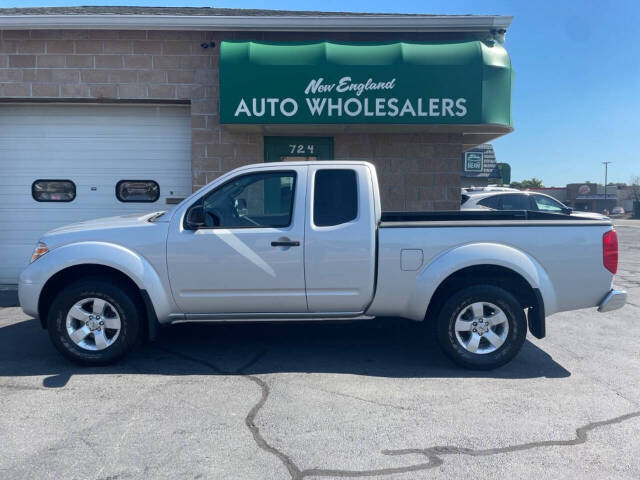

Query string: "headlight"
[[30, 242, 49, 263]]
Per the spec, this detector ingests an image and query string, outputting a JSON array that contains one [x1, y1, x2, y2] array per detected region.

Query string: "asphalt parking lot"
[[1, 220, 639, 479]]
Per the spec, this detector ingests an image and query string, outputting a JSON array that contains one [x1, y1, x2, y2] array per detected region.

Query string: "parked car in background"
[[19, 162, 625, 370], [462, 186, 520, 194], [461, 189, 608, 220], [611, 206, 625, 216]]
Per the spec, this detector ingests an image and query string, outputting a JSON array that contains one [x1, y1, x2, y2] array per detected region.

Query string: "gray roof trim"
[[0, 12, 513, 32]]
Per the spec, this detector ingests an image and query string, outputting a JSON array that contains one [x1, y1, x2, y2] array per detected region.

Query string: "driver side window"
[[532, 194, 564, 212], [201, 171, 296, 228]]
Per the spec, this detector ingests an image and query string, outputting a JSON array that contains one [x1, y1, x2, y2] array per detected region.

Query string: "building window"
[[313, 169, 358, 227], [116, 180, 160, 203], [32, 180, 76, 202]]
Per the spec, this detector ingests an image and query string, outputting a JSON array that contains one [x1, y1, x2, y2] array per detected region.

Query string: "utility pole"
[[602, 161, 612, 207]]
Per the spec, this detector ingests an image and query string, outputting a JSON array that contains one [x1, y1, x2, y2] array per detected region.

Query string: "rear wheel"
[[435, 285, 527, 370], [47, 279, 141, 365]]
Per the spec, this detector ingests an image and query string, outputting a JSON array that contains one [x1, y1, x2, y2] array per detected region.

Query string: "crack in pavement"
[[379, 410, 640, 462], [156, 346, 302, 478], [157, 347, 640, 479]]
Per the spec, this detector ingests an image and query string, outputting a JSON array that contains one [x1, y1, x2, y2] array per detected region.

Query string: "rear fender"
[[406, 242, 557, 321]]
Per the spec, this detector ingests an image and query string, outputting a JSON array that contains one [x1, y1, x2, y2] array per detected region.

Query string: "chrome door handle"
[[271, 240, 300, 247]]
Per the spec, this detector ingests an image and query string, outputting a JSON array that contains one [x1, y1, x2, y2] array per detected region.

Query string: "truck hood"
[[34, 210, 172, 256], [45, 211, 165, 236]]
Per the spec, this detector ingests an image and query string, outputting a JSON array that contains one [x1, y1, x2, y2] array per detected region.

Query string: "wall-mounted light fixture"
[[489, 28, 507, 45]]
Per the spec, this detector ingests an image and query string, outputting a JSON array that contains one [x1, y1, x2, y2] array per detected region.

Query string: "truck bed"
[[371, 209, 614, 320], [380, 210, 611, 227]]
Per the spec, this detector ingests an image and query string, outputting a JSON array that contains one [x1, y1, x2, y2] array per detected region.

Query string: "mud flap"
[[527, 288, 546, 339], [141, 289, 160, 342]]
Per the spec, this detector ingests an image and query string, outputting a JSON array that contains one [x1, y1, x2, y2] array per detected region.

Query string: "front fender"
[[405, 242, 557, 320], [19, 241, 174, 322]]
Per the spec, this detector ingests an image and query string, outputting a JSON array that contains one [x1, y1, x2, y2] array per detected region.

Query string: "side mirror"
[[562, 206, 573, 215], [185, 205, 205, 229]]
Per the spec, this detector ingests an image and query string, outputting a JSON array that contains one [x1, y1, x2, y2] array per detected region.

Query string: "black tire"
[[47, 279, 141, 365], [435, 285, 527, 370]]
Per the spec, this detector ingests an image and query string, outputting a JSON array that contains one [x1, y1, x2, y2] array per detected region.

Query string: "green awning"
[[219, 40, 513, 132]]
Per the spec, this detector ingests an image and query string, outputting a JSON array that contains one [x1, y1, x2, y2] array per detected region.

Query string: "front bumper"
[[598, 289, 627, 313], [18, 280, 41, 319]]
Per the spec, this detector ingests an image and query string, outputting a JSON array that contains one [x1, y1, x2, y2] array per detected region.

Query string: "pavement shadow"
[[0, 289, 19, 307], [0, 317, 570, 387]]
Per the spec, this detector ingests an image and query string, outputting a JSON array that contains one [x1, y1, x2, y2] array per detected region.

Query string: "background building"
[[0, 6, 514, 282], [523, 187, 568, 203], [526, 184, 636, 213], [460, 144, 503, 187], [566, 183, 617, 213]]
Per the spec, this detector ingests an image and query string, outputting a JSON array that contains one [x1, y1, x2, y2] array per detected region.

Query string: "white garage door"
[[0, 104, 192, 284]]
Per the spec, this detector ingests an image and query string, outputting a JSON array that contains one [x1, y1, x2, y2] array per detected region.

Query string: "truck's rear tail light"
[[603, 230, 618, 274]]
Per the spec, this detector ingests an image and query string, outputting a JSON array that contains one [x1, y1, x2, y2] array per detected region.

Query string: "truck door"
[[167, 166, 308, 314], [304, 164, 377, 313]]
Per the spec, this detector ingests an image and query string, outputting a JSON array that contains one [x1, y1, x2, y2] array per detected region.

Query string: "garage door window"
[[32, 180, 76, 202], [116, 180, 160, 203]]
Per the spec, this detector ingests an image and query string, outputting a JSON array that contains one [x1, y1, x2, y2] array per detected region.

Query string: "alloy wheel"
[[65, 297, 122, 351], [454, 301, 509, 354]]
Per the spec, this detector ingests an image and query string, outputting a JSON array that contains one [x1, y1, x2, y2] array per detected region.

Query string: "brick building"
[[0, 7, 514, 282]]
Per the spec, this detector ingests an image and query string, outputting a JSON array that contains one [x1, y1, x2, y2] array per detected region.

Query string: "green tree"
[[632, 176, 640, 218], [510, 178, 544, 188]]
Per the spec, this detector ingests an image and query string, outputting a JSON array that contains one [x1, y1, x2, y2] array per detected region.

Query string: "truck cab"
[[166, 162, 378, 316]]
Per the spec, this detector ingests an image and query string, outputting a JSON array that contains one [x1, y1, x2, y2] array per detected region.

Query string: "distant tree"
[[631, 176, 640, 202], [631, 176, 640, 218], [510, 178, 544, 189], [496, 163, 511, 186]]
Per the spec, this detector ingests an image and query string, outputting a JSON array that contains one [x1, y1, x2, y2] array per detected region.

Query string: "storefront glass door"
[[263, 136, 333, 213]]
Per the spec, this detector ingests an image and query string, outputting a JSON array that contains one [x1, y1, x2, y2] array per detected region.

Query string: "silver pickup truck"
[[19, 161, 626, 369]]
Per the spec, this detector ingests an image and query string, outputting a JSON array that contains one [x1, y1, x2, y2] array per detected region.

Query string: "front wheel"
[[47, 279, 141, 365], [435, 285, 527, 370]]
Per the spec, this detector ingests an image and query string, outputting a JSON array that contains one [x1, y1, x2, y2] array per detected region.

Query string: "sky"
[[2, 0, 639, 186]]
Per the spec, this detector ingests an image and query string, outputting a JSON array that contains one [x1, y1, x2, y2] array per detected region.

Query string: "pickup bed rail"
[[380, 210, 612, 227]]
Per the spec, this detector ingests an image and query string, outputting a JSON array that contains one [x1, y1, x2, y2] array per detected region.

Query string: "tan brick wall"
[[0, 29, 463, 211], [333, 133, 462, 211]]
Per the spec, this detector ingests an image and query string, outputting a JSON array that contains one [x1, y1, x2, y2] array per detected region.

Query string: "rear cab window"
[[313, 169, 358, 227]]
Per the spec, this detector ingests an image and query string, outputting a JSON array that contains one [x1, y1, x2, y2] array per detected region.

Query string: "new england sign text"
[[231, 76, 468, 121]]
